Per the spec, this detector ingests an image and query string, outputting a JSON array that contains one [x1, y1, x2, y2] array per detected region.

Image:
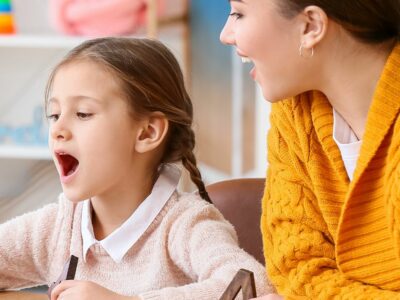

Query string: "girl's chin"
[[62, 191, 87, 203]]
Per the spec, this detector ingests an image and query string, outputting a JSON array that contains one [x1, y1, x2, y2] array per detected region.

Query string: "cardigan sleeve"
[[138, 195, 275, 300], [0, 202, 61, 290], [261, 102, 400, 299]]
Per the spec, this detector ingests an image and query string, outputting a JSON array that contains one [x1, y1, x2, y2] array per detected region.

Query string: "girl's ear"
[[135, 112, 169, 153], [299, 5, 328, 49]]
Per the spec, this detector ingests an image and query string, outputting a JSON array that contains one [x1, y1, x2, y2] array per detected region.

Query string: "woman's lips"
[[250, 66, 256, 80], [238, 55, 256, 80]]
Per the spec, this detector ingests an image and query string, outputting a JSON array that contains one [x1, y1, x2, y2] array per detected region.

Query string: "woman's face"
[[220, 0, 306, 102]]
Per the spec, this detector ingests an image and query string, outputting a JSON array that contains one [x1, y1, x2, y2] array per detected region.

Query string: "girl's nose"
[[220, 19, 236, 46], [50, 118, 72, 141]]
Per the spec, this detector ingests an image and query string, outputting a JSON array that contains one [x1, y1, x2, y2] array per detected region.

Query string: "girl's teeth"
[[241, 57, 251, 63]]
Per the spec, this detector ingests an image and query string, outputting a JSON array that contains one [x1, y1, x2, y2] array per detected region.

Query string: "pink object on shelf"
[[49, 0, 165, 36]]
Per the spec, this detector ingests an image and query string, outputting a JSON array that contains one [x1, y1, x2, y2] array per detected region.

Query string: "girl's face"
[[48, 61, 140, 202], [220, 0, 306, 102]]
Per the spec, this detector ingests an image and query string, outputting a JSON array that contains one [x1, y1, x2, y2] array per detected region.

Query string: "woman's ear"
[[135, 112, 169, 154], [299, 5, 328, 49]]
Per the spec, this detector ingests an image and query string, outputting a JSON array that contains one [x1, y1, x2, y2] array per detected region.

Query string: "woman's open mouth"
[[240, 56, 256, 80], [55, 151, 80, 183]]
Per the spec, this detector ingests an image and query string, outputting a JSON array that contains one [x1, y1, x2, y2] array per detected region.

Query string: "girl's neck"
[[90, 168, 158, 241], [318, 40, 394, 139]]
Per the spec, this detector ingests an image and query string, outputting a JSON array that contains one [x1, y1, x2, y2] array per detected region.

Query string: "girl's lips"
[[55, 151, 80, 184], [60, 167, 79, 184]]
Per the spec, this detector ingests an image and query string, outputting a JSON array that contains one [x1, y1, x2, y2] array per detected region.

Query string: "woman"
[[220, 0, 400, 299]]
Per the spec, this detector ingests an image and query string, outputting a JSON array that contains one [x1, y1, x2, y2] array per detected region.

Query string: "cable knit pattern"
[[0, 192, 274, 299], [261, 43, 400, 299]]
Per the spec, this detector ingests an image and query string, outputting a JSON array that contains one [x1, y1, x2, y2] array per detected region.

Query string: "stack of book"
[[0, 0, 15, 34]]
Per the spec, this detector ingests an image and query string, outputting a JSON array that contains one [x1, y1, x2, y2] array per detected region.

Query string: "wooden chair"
[[206, 178, 265, 265]]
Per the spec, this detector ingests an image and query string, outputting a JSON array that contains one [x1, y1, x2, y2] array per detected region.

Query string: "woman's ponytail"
[[279, 0, 400, 44]]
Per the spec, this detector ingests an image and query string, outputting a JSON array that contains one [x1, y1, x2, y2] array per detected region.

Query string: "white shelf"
[[0, 34, 88, 49], [0, 145, 51, 160]]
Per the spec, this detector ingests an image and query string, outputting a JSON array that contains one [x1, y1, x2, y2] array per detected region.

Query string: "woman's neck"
[[90, 167, 157, 241], [319, 40, 394, 139]]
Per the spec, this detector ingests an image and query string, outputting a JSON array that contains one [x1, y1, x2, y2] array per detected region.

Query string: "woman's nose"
[[220, 19, 236, 46]]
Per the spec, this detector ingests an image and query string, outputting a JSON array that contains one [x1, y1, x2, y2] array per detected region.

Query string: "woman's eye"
[[77, 112, 93, 120], [46, 114, 60, 122], [229, 12, 243, 20]]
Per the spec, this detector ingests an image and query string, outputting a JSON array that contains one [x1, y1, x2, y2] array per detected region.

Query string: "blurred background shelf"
[[0, 30, 182, 49], [0, 145, 51, 160], [0, 0, 191, 217], [0, 34, 86, 48]]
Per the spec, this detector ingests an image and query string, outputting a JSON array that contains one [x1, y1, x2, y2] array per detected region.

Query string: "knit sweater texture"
[[262, 43, 400, 299], [0, 192, 273, 299]]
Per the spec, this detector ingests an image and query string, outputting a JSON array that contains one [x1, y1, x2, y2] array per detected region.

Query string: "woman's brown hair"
[[45, 37, 212, 203], [278, 0, 400, 44]]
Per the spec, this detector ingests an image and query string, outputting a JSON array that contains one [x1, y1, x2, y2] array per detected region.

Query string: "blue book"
[[0, 3, 11, 12]]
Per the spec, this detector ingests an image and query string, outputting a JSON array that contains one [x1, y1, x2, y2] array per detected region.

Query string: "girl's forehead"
[[57, 59, 110, 75], [54, 60, 117, 87], [50, 61, 123, 102]]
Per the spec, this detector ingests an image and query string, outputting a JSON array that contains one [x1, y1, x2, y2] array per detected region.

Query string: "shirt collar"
[[81, 164, 181, 263], [332, 109, 361, 145]]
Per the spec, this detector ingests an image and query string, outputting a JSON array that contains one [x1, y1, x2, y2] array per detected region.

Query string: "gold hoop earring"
[[299, 43, 314, 58]]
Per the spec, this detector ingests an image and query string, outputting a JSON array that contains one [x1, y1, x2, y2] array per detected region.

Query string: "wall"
[[190, 0, 270, 181]]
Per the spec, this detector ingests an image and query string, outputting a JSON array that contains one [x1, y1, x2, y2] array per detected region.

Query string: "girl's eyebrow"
[[48, 95, 103, 105]]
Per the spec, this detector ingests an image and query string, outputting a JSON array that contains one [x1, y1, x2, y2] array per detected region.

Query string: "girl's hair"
[[45, 37, 211, 203], [278, 0, 400, 44]]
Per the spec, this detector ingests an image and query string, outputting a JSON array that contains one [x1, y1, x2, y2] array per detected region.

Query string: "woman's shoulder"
[[270, 91, 329, 140], [271, 92, 314, 123]]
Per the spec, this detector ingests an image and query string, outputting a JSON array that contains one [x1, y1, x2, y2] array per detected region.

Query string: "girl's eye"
[[46, 114, 60, 122], [229, 12, 243, 20], [77, 112, 93, 120]]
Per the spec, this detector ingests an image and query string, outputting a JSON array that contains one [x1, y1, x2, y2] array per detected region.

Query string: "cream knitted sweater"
[[0, 192, 273, 299]]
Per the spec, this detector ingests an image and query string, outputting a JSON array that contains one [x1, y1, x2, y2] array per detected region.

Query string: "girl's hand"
[[50, 280, 140, 300], [250, 294, 284, 300]]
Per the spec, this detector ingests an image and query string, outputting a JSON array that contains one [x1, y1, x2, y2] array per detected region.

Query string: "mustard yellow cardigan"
[[262, 43, 400, 299]]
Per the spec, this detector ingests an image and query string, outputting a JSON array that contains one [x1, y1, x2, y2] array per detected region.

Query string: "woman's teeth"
[[241, 57, 252, 63]]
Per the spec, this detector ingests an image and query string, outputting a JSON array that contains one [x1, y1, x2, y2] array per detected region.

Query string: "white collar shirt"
[[81, 164, 181, 263], [332, 109, 362, 181]]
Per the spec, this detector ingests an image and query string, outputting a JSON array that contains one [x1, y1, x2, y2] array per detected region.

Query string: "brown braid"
[[163, 125, 212, 203], [182, 150, 212, 203]]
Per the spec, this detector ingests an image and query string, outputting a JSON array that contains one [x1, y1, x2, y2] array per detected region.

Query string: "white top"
[[81, 164, 181, 263], [332, 109, 362, 181]]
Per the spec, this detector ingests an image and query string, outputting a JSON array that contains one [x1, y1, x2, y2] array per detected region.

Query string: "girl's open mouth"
[[56, 152, 79, 180]]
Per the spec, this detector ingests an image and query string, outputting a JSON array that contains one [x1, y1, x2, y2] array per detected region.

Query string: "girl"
[[0, 37, 273, 299], [221, 0, 400, 299]]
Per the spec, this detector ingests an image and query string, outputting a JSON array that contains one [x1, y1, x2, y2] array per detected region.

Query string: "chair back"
[[207, 178, 265, 264]]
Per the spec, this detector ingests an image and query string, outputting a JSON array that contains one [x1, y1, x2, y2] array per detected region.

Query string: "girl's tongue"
[[58, 154, 79, 176]]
